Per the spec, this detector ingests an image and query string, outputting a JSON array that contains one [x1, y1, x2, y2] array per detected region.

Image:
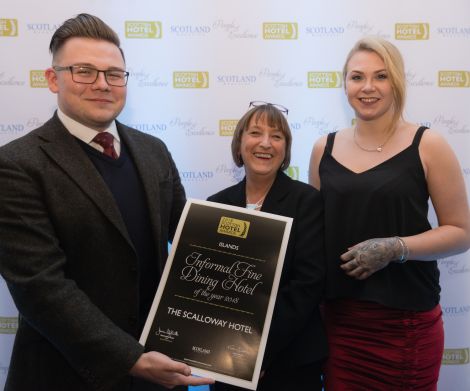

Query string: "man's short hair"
[[49, 13, 124, 61]]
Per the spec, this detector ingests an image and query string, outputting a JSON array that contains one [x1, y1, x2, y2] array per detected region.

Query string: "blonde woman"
[[309, 37, 470, 390]]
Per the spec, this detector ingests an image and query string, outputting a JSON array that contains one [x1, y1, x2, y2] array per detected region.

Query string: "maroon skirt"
[[323, 299, 444, 391]]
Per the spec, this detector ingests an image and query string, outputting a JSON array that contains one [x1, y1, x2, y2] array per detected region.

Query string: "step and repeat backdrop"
[[1, 0, 469, 389]]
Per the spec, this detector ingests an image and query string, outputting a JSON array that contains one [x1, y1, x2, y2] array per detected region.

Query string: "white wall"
[[1, 1, 469, 389]]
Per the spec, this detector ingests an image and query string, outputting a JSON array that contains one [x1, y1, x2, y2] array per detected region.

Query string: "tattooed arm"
[[341, 130, 470, 281], [340, 237, 404, 280]]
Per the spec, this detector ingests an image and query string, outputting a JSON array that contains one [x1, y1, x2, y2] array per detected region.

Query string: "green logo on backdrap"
[[30, 70, 48, 88], [0, 19, 18, 36], [263, 23, 298, 39], [438, 71, 470, 87], [308, 72, 342, 88], [442, 348, 470, 365], [395, 23, 429, 40], [125, 21, 162, 39], [284, 166, 299, 180], [0, 316, 18, 334]]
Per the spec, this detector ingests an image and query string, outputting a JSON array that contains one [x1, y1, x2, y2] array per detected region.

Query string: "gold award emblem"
[[438, 71, 470, 88], [0, 19, 18, 37], [0, 316, 18, 334], [217, 216, 250, 239], [125, 21, 162, 39], [173, 72, 209, 88], [219, 120, 238, 136], [263, 23, 298, 40], [395, 23, 429, 40], [442, 348, 470, 365], [308, 72, 342, 88], [30, 70, 48, 88]]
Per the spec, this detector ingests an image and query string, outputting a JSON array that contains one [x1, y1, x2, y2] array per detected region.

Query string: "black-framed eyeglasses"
[[249, 101, 288, 115], [53, 65, 129, 87]]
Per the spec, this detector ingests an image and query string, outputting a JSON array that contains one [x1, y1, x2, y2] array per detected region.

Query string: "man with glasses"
[[0, 13, 213, 391]]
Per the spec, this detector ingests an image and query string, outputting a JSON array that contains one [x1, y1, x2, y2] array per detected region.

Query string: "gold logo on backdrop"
[[217, 217, 250, 239], [173, 72, 209, 88], [308, 72, 342, 88], [125, 21, 162, 39], [0, 18, 18, 36], [438, 71, 470, 87], [0, 316, 18, 334], [284, 166, 299, 180], [395, 23, 429, 40], [219, 120, 238, 136], [442, 348, 470, 365], [263, 23, 298, 39], [30, 70, 48, 88]]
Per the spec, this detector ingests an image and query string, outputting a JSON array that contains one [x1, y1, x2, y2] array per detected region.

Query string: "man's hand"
[[130, 351, 214, 389], [340, 237, 402, 280]]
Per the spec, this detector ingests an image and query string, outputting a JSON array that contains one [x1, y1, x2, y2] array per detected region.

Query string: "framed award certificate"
[[140, 199, 292, 389]]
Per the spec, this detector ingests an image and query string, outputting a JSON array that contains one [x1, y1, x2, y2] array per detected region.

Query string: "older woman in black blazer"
[[208, 102, 327, 391]]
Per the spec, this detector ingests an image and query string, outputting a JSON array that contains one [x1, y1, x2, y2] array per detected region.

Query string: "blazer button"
[[130, 266, 137, 273]]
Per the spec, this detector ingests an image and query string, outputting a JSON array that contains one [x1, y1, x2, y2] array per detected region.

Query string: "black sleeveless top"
[[319, 126, 440, 311]]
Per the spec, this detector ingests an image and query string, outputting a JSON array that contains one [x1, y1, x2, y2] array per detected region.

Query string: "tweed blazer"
[[0, 113, 186, 390], [208, 171, 328, 370]]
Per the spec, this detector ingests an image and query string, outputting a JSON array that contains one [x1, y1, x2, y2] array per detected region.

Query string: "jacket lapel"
[[260, 171, 291, 213], [227, 178, 247, 207], [38, 116, 134, 248]]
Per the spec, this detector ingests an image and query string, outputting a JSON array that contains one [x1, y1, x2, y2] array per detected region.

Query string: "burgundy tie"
[[92, 132, 118, 159]]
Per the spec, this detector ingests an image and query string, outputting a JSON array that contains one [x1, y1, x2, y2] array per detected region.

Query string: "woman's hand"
[[340, 237, 403, 280]]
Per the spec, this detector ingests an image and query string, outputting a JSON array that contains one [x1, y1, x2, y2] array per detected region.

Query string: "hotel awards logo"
[[284, 166, 299, 180], [125, 21, 162, 39], [438, 71, 470, 87], [263, 23, 298, 40], [395, 23, 429, 40], [0, 18, 18, 36], [219, 120, 238, 136], [217, 217, 250, 239], [30, 70, 48, 88], [442, 348, 470, 365], [0, 316, 18, 334], [173, 72, 209, 88], [308, 72, 342, 88]]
